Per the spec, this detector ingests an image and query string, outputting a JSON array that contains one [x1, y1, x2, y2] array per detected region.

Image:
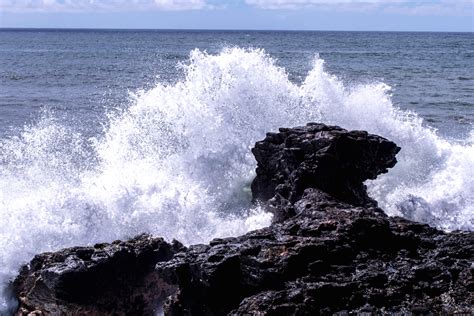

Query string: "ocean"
[[0, 29, 473, 313]]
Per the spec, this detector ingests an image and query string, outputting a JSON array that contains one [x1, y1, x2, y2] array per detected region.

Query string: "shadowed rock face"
[[12, 123, 473, 315], [12, 235, 185, 315]]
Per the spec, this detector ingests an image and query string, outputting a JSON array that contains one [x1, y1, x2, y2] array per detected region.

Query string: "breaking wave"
[[0, 47, 472, 312]]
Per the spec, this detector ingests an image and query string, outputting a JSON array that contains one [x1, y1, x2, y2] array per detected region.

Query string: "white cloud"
[[245, 0, 473, 16], [384, 0, 473, 16], [245, 0, 408, 9], [0, 0, 208, 12], [1, 0, 472, 15]]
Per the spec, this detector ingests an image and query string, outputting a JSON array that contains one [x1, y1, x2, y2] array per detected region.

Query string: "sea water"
[[0, 30, 472, 313]]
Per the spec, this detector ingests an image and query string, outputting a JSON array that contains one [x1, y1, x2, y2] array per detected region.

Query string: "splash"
[[0, 47, 472, 313]]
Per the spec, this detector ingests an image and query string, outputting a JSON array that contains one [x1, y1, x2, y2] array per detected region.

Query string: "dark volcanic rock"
[[12, 123, 473, 315], [12, 234, 185, 315], [251, 123, 400, 221], [158, 192, 473, 315]]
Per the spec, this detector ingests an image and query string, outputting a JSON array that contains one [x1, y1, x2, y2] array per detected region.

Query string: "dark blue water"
[[1, 29, 473, 138]]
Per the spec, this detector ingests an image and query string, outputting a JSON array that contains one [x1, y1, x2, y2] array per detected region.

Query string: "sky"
[[0, 0, 473, 32]]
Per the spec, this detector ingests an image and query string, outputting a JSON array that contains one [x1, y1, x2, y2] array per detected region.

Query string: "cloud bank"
[[245, 0, 473, 16], [1, 0, 472, 16], [0, 0, 207, 12]]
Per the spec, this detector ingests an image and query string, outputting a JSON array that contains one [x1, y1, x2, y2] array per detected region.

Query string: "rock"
[[12, 234, 185, 315], [157, 192, 473, 315], [11, 123, 474, 315], [251, 123, 400, 221], [156, 124, 471, 315]]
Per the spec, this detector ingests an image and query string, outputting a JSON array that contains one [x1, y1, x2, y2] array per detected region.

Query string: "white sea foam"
[[0, 47, 472, 313]]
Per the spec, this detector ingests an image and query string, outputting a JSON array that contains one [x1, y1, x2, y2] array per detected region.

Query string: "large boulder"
[[251, 123, 400, 221]]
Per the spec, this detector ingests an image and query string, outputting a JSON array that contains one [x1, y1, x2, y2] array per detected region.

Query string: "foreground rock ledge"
[[12, 123, 473, 315]]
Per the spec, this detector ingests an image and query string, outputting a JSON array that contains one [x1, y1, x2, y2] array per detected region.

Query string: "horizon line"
[[0, 27, 472, 33]]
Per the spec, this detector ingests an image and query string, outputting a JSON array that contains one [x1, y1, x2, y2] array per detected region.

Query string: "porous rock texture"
[[12, 123, 473, 315], [12, 235, 185, 315]]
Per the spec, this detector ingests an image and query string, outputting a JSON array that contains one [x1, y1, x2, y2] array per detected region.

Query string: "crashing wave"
[[0, 47, 472, 312]]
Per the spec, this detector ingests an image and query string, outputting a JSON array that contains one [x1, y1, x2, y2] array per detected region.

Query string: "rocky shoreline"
[[11, 123, 473, 315]]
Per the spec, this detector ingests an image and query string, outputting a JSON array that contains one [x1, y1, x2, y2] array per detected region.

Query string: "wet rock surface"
[[12, 123, 473, 315]]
